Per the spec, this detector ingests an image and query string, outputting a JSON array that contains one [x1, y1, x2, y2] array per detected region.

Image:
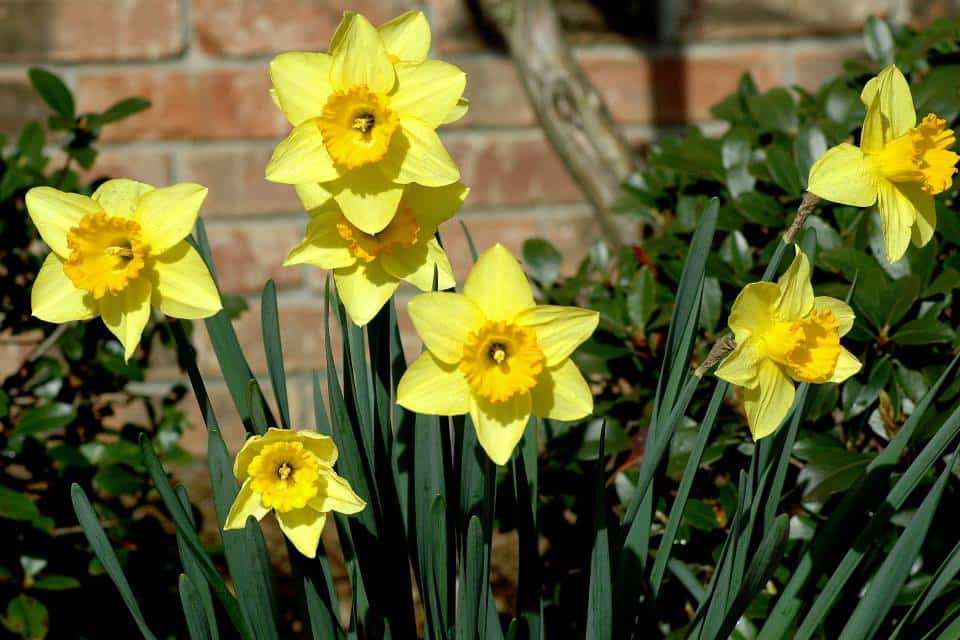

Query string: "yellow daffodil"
[[715, 248, 862, 439], [808, 65, 958, 262], [284, 182, 467, 326], [396, 244, 598, 465], [225, 428, 365, 558], [25, 179, 222, 361], [266, 10, 466, 235]]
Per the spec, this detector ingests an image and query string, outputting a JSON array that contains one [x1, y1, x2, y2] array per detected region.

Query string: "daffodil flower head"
[[266, 10, 467, 236], [25, 180, 223, 361], [396, 244, 599, 465], [807, 64, 959, 262], [714, 248, 863, 439], [225, 428, 365, 559], [284, 181, 468, 326]]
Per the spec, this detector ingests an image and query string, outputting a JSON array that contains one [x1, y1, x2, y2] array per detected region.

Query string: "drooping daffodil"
[[807, 64, 958, 262], [397, 244, 598, 465], [26, 179, 222, 361], [715, 248, 862, 439], [225, 428, 365, 558], [285, 181, 467, 326], [266, 10, 466, 235]]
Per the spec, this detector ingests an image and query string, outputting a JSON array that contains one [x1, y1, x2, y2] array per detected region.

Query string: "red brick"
[[204, 220, 305, 295], [74, 148, 173, 187], [192, 0, 423, 57], [792, 43, 868, 91], [444, 132, 581, 208], [672, 0, 889, 40], [578, 48, 784, 124], [534, 205, 599, 275], [0, 72, 53, 136], [437, 210, 540, 282], [194, 295, 336, 377], [180, 146, 302, 216], [75, 69, 288, 142], [0, 0, 183, 62], [450, 56, 534, 128]]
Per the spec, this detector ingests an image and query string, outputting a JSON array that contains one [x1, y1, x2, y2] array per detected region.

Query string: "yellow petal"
[[333, 261, 399, 326], [309, 470, 366, 514], [31, 252, 97, 322], [295, 182, 335, 213], [330, 167, 404, 234], [378, 11, 430, 63], [25, 187, 102, 257], [714, 338, 765, 389], [135, 183, 208, 254], [269, 52, 333, 126], [775, 247, 815, 321], [806, 143, 879, 207], [408, 292, 484, 361], [379, 239, 455, 291], [726, 281, 778, 343], [530, 359, 593, 421], [404, 182, 469, 236], [813, 296, 855, 336], [902, 182, 936, 248], [442, 97, 469, 125], [396, 351, 471, 415], [394, 117, 460, 187], [514, 305, 599, 367], [329, 12, 395, 94], [470, 393, 532, 466], [265, 121, 340, 185], [233, 428, 338, 482], [743, 360, 795, 440], [92, 179, 154, 219], [100, 277, 152, 362], [224, 478, 269, 530], [830, 347, 862, 383], [877, 179, 917, 263], [391, 61, 466, 128], [464, 244, 536, 322], [283, 213, 355, 269], [860, 65, 916, 151], [276, 507, 325, 558], [151, 242, 222, 319]]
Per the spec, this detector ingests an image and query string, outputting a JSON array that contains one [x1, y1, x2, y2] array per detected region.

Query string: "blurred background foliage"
[[0, 69, 206, 639], [523, 15, 960, 637]]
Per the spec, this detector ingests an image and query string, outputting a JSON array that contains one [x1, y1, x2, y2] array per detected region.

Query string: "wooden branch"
[[477, 0, 640, 248]]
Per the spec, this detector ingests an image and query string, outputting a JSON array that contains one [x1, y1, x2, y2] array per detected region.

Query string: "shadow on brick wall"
[[0, 1, 55, 134]]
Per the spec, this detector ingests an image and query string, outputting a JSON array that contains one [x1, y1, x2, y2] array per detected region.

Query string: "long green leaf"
[[891, 538, 960, 637], [514, 429, 542, 640], [586, 424, 611, 640], [458, 515, 489, 640], [175, 486, 219, 640], [261, 279, 290, 427], [70, 484, 158, 640], [179, 574, 212, 640]]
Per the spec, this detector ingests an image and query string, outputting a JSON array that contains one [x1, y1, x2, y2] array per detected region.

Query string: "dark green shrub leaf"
[[85, 98, 151, 128], [0, 486, 41, 522], [14, 403, 76, 439], [1, 594, 48, 640], [523, 238, 562, 287], [891, 317, 955, 345], [28, 67, 75, 118], [864, 16, 895, 65], [32, 575, 81, 591]]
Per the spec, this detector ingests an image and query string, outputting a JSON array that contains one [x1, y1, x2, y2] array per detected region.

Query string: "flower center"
[[62, 212, 147, 299], [760, 309, 841, 383], [317, 85, 399, 170], [871, 114, 959, 195], [459, 321, 545, 403], [248, 441, 320, 512], [335, 206, 421, 262]]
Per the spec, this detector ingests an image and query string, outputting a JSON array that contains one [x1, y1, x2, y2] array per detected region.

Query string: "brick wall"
[[3, 0, 955, 454]]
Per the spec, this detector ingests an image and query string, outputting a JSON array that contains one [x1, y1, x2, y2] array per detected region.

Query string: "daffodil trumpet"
[[225, 428, 365, 559], [26, 179, 222, 361], [396, 244, 599, 465], [807, 64, 958, 262], [284, 181, 467, 326], [714, 248, 862, 440], [266, 10, 468, 235]]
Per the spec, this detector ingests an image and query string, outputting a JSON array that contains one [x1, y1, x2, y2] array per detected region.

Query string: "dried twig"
[[783, 192, 822, 244], [694, 332, 736, 378]]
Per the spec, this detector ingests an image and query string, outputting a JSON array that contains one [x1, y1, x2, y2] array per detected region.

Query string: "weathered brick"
[[792, 42, 868, 91], [192, 0, 423, 57], [193, 295, 335, 377], [0, 72, 52, 136], [0, 0, 183, 62], [204, 220, 306, 295], [579, 47, 784, 124], [180, 146, 302, 216], [444, 132, 581, 208], [449, 56, 534, 128], [75, 69, 288, 142], [74, 148, 173, 186], [670, 0, 889, 40]]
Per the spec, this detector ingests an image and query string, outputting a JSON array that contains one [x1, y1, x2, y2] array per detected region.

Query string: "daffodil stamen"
[[317, 85, 399, 170], [62, 212, 147, 300], [871, 114, 959, 195], [760, 309, 841, 384], [248, 441, 320, 513], [459, 320, 545, 403], [335, 206, 420, 262]]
